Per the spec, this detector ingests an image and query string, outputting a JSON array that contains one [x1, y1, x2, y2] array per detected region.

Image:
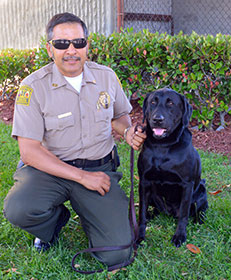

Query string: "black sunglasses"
[[49, 38, 87, 50]]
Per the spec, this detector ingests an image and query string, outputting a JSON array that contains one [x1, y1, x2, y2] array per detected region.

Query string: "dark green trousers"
[[3, 161, 132, 266]]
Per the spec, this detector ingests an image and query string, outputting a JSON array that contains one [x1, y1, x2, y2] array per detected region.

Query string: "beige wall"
[[0, 0, 116, 49]]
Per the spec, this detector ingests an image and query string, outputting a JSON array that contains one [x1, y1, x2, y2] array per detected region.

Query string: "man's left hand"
[[125, 125, 146, 150]]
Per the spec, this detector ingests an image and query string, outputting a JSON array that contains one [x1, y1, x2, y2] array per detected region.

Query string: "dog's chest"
[[142, 149, 183, 185]]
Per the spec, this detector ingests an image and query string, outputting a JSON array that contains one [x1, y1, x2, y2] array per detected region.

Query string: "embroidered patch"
[[16, 85, 33, 106], [97, 91, 111, 110]]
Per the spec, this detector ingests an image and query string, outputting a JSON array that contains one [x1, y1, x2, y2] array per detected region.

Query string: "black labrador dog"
[[137, 88, 208, 247]]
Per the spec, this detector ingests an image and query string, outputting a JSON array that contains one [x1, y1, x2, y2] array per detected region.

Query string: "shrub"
[[0, 30, 231, 129], [88, 30, 231, 129], [0, 49, 36, 99]]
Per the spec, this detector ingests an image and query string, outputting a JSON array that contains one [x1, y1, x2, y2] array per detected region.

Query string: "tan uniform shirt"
[[12, 61, 132, 160]]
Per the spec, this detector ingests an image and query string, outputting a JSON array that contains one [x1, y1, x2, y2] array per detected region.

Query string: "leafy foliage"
[[0, 49, 36, 99], [1, 30, 231, 129]]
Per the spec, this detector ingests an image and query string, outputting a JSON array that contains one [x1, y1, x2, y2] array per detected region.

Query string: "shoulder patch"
[[16, 85, 33, 106]]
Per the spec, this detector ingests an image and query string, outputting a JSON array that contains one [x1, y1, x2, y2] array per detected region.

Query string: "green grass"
[[0, 121, 230, 279]]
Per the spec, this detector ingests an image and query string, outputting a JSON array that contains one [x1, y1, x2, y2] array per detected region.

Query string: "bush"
[[0, 30, 231, 129], [88, 30, 231, 129], [0, 49, 36, 99]]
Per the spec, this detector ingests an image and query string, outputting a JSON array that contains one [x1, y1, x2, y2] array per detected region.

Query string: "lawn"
[[0, 121, 230, 280]]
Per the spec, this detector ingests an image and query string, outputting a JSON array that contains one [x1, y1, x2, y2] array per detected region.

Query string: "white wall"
[[0, 0, 116, 49]]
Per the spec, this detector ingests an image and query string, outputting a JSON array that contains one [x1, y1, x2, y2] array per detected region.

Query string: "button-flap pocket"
[[45, 114, 74, 131], [94, 106, 113, 122]]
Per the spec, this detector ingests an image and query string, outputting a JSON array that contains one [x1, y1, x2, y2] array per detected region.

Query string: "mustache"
[[63, 56, 81, 61]]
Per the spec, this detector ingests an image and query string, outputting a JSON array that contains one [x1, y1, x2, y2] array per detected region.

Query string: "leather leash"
[[71, 147, 138, 274]]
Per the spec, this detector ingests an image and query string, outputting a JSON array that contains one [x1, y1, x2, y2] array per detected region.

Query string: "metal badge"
[[96, 91, 111, 110]]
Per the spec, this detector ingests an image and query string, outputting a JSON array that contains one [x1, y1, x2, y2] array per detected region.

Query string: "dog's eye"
[[151, 98, 158, 105], [166, 99, 174, 106]]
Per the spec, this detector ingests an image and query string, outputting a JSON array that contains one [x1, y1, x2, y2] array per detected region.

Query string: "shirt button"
[[82, 116, 85, 119]]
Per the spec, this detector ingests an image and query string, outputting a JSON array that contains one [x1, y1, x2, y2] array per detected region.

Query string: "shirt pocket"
[[93, 106, 113, 142], [44, 114, 75, 148], [45, 114, 74, 131]]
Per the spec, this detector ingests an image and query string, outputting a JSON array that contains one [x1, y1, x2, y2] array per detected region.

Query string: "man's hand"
[[125, 126, 146, 150], [78, 170, 111, 196]]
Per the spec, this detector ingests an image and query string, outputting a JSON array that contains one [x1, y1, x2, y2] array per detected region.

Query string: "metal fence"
[[117, 0, 231, 36]]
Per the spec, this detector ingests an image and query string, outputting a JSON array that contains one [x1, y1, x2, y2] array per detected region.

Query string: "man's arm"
[[18, 137, 110, 196], [111, 114, 146, 150]]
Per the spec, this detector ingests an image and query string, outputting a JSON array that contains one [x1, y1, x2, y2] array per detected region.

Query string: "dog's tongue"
[[153, 128, 166, 136]]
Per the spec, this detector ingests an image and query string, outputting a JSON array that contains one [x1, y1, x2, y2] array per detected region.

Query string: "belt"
[[64, 151, 112, 169]]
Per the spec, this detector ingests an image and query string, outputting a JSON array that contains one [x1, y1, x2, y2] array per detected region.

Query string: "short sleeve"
[[12, 83, 44, 141]]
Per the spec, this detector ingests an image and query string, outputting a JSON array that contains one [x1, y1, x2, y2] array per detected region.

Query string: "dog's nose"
[[153, 114, 164, 124]]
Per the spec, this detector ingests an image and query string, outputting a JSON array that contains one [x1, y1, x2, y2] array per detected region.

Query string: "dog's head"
[[143, 88, 192, 140]]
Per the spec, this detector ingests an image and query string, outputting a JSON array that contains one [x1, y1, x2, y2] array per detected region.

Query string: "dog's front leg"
[[171, 184, 193, 247], [137, 182, 151, 245]]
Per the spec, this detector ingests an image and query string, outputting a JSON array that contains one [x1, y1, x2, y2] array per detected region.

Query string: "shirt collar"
[[82, 61, 97, 86], [51, 63, 67, 89], [51, 61, 97, 90]]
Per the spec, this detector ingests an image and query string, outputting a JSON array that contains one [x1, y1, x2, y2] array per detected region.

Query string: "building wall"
[[0, 0, 116, 49]]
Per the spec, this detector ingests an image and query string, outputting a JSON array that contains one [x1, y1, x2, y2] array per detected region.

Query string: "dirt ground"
[[0, 95, 231, 158]]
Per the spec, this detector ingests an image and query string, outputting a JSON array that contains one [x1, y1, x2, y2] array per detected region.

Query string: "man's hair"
[[46, 12, 88, 41]]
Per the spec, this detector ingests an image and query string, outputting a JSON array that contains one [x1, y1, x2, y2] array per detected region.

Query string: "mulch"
[[1, 95, 231, 159]]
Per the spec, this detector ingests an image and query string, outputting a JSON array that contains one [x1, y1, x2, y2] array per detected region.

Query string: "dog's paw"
[[171, 232, 187, 248]]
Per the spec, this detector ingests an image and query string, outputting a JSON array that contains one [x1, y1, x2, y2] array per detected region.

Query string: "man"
[[3, 13, 146, 267]]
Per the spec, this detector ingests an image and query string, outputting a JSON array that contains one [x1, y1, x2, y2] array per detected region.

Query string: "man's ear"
[[46, 42, 54, 59]]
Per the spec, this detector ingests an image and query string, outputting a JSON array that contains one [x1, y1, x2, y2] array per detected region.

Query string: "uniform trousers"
[[3, 161, 132, 266]]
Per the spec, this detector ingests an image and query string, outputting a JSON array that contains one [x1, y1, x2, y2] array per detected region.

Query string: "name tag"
[[58, 112, 72, 119]]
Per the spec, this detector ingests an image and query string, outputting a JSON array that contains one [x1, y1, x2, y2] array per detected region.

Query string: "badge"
[[97, 91, 111, 109], [16, 85, 33, 106]]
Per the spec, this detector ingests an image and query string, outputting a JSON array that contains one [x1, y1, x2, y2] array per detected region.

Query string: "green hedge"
[[0, 49, 36, 98], [1, 29, 231, 129]]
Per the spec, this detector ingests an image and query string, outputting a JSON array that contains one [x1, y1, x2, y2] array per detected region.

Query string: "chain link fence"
[[118, 0, 231, 36]]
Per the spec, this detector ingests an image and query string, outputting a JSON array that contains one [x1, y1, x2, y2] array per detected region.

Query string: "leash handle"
[[71, 242, 137, 274]]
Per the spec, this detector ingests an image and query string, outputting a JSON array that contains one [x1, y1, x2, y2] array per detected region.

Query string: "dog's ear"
[[181, 94, 192, 127], [142, 93, 151, 123]]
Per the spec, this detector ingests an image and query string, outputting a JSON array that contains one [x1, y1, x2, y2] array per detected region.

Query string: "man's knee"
[[4, 190, 34, 228], [4, 197, 27, 227]]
